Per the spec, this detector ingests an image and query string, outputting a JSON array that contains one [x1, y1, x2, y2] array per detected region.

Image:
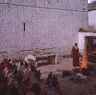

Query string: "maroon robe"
[[72, 46, 79, 67]]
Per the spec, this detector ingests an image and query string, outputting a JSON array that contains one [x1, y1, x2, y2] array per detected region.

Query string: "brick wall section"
[[0, 0, 88, 58]]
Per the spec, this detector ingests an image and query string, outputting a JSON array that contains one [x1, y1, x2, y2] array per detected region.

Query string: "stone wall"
[[0, 0, 88, 58]]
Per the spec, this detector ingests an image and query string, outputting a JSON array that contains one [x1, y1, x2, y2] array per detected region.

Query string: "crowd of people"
[[0, 58, 62, 95]]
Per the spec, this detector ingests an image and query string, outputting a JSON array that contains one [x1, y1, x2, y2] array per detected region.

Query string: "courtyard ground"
[[37, 58, 73, 78], [38, 57, 96, 95]]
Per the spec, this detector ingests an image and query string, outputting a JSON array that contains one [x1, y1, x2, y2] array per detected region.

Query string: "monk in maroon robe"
[[72, 43, 80, 67]]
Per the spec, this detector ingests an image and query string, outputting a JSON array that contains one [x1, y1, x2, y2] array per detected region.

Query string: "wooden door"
[[85, 37, 94, 53]]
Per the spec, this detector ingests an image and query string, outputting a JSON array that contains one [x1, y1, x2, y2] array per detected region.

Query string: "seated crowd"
[[0, 59, 61, 95]]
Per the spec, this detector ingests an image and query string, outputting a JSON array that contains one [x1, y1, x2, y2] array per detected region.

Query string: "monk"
[[72, 43, 80, 67]]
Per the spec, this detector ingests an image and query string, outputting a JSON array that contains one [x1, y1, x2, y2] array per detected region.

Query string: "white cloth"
[[74, 46, 78, 49], [25, 55, 36, 63]]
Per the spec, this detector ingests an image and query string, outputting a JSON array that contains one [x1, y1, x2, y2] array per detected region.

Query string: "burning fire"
[[81, 52, 88, 70]]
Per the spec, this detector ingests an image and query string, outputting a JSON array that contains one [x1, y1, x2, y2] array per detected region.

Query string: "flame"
[[81, 52, 88, 69]]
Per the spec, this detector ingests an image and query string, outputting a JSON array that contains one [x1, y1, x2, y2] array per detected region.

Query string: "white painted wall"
[[79, 32, 96, 54], [78, 8, 96, 54], [88, 10, 96, 28], [88, 0, 96, 3]]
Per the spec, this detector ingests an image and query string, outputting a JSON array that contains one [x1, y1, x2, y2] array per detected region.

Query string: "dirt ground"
[[59, 75, 96, 95], [37, 58, 73, 78], [38, 58, 96, 95]]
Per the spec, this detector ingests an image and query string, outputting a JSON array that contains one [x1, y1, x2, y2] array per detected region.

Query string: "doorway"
[[85, 36, 95, 53], [85, 36, 96, 63]]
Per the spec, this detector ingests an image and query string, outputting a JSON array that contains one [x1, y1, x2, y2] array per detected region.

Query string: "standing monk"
[[72, 43, 80, 67]]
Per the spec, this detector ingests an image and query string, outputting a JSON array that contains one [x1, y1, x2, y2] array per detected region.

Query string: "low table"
[[35, 53, 56, 66]]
